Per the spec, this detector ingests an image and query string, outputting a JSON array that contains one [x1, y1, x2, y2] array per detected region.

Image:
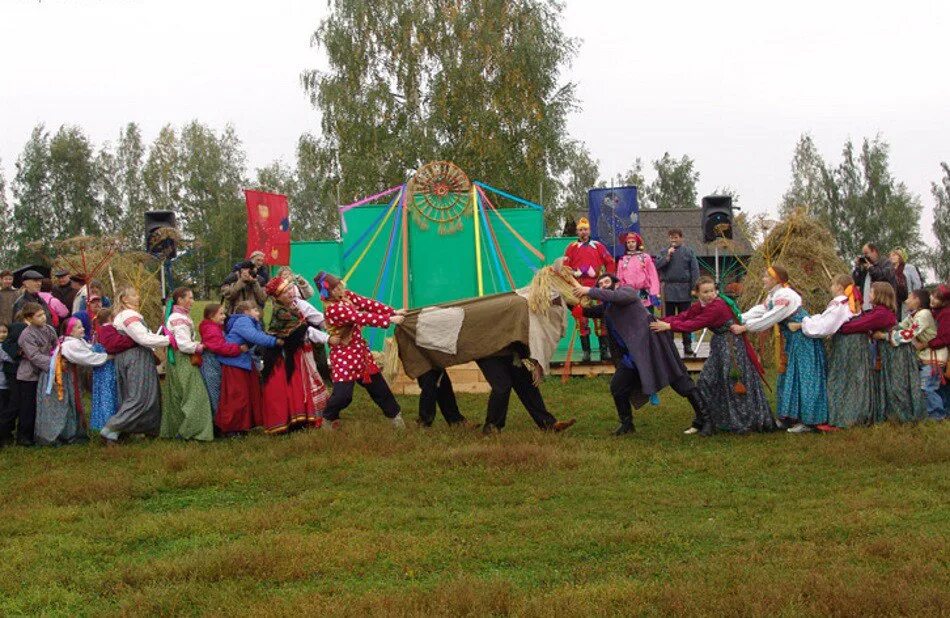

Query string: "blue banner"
[[587, 186, 640, 258]]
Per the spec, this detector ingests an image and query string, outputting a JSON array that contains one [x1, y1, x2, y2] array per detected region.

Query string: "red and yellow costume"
[[564, 218, 615, 348]]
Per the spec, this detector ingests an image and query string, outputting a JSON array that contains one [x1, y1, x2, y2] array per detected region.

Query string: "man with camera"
[[852, 243, 897, 311], [221, 260, 267, 314]]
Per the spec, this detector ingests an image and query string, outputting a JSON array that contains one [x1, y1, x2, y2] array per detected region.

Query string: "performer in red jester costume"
[[563, 217, 615, 361]]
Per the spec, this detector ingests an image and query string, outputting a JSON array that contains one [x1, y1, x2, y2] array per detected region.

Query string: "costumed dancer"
[[160, 287, 214, 442], [90, 308, 135, 431], [564, 217, 615, 362], [925, 285, 950, 420], [884, 288, 942, 421], [198, 303, 245, 422], [261, 276, 328, 433], [315, 272, 404, 429], [15, 303, 58, 446], [574, 275, 711, 436], [857, 282, 924, 423], [616, 231, 661, 314], [795, 275, 866, 428], [217, 301, 277, 435], [730, 265, 829, 433], [416, 369, 468, 428], [100, 287, 169, 445], [650, 276, 775, 434], [35, 317, 109, 445]]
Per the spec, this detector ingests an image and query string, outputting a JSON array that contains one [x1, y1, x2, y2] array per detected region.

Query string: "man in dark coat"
[[0, 270, 18, 326], [852, 243, 896, 311], [575, 274, 712, 436], [12, 271, 52, 324], [654, 228, 700, 356]]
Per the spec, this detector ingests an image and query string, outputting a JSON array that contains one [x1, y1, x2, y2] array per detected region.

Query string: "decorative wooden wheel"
[[408, 161, 472, 234]]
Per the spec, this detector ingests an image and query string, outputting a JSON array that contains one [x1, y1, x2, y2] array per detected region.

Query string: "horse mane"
[[524, 258, 580, 316]]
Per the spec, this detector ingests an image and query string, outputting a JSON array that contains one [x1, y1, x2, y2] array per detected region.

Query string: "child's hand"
[[390, 315, 405, 325], [275, 338, 285, 347], [239, 344, 249, 352], [914, 340, 928, 351], [730, 324, 747, 335], [649, 321, 670, 333], [328, 336, 341, 346], [787, 323, 802, 332]]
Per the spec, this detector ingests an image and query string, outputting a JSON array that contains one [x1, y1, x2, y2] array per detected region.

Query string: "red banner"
[[244, 189, 291, 266]]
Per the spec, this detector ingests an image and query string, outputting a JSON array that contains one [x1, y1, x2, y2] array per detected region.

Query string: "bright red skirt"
[[217, 365, 262, 433], [261, 345, 328, 434]]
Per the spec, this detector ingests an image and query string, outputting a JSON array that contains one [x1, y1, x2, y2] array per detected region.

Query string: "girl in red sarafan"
[[315, 272, 406, 430], [261, 277, 329, 434]]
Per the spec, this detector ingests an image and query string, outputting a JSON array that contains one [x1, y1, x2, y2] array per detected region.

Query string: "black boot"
[[612, 415, 635, 436], [580, 335, 592, 363], [598, 335, 612, 362], [682, 337, 695, 357], [686, 390, 713, 436]]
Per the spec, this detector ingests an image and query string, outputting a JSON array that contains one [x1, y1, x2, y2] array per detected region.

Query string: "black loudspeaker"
[[144, 211, 178, 258], [701, 196, 733, 242]]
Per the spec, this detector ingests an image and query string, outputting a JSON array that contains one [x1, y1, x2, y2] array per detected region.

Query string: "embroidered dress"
[[665, 297, 775, 433], [261, 303, 328, 433], [890, 309, 944, 418], [161, 307, 214, 441], [742, 286, 828, 425], [101, 309, 169, 441]]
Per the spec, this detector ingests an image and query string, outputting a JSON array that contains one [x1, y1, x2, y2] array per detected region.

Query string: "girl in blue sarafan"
[[730, 264, 829, 433]]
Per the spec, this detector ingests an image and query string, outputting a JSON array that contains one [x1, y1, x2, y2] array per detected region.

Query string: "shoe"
[[683, 427, 699, 435], [391, 414, 406, 429], [15, 439, 35, 447], [787, 423, 812, 434], [597, 336, 612, 362], [686, 391, 714, 437], [482, 423, 499, 436], [815, 424, 839, 432], [416, 419, 433, 428], [551, 418, 576, 432], [612, 420, 634, 436]]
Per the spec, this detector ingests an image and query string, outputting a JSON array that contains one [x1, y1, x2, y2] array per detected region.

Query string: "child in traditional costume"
[[261, 277, 329, 433], [731, 265, 829, 433], [796, 275, 866, 428], [651, 276, 775, 434], [922, 285, 950, 421], [101, 287, 169, 445], [198, 303, 245, 421], [882, 288, 942, 421], [856, 282, 925, 423], [218, 301, 277, 435], [15, 303, 58, 446], [315, 272, 405, 429], [161, 287, 214, 442], [35, 317, 109, 445], [616, 232, 661, 314], [90, 308, 134, 431]]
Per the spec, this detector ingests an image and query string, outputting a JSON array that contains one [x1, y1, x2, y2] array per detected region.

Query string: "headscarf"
[[618, 231, 644, 251], [265, 276, 292, 299], [314, 271, 342, 301]]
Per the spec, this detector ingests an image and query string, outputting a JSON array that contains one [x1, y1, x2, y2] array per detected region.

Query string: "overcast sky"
[[2, 0, 948, 245]]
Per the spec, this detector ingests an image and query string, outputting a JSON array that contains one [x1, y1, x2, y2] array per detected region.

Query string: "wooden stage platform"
[[388, 338, 710, 395]]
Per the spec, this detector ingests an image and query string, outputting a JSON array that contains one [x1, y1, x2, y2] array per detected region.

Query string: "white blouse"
[[61, 337, 109, 367], [294, 298, 331, 344], [166, 311, 200, 354], [801, 295, 855, 338], [114, 309, 170, 349], [741, 286, 802, 333]]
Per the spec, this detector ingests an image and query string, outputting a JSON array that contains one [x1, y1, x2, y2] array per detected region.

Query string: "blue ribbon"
[[474, 181, 544, 211]]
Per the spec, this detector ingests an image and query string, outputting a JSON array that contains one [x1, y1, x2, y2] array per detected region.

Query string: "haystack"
[[51, 236, 165, 328], [738, 208, 849, 315]]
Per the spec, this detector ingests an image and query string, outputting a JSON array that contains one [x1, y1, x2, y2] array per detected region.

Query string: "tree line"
[[0, 0, 947, 288]]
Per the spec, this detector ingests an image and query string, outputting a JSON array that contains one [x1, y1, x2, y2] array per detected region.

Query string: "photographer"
[[221, 261, 266, 314], [852, 243, 896, 310]]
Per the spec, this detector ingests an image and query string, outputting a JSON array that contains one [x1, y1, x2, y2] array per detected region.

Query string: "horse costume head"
[[522, 257, 581, 317]]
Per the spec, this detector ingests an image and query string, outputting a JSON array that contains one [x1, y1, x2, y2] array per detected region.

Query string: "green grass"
[[0, 377, 947, 617]]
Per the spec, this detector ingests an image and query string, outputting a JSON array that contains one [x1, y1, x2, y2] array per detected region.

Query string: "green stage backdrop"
[[290, 204, 588, 360]]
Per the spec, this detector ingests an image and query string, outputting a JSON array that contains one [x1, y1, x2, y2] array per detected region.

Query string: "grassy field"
[[0, 376, 947, 617]]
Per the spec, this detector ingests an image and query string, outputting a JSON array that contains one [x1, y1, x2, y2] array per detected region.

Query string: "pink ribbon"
[[338, 184, 404, 233]]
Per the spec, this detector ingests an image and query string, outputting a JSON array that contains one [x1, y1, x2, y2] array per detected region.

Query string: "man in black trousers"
[[416, 368, 468, 427], [475, 343, 575, 435], [575, 274, 712, 436]]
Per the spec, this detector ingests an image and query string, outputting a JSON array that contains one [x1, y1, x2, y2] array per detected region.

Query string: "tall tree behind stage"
[[301, 0, 582, 233], [929, 162, 950, 281]]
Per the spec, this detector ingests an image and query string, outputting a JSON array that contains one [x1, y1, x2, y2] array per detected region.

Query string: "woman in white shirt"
[[100, 287, 169, 444], [795, 275, 872, 428], [730, 264, 829, 433], [161, 287, 214, 442]]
